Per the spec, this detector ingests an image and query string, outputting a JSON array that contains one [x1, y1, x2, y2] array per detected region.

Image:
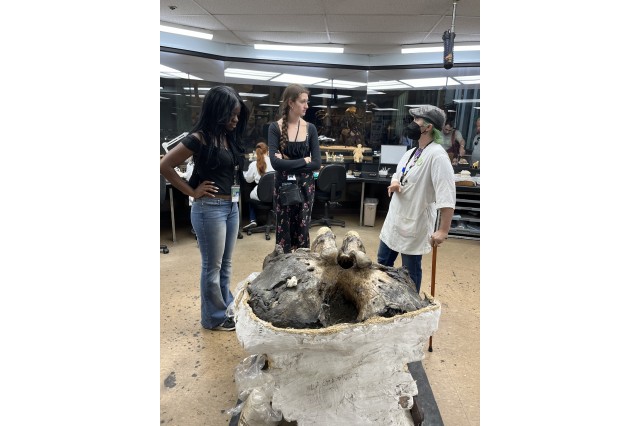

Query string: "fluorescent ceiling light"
[[160, 24, 213, 40], [368, 81, 410, 90], [161, 64, 202, 80], [372, 108, 399, 111], [401, 44, 480, 54], [454, 99, 480, 103], [225, 68, 280, 80], [311, 93, 351, 99], [180, 88, 268, 98], [367, 90, 386, 95], [255, 44, 344, 53], [238, 92, 268, 98], [271, 74, 328, 85], [259, 104, 280, 107], [345, 101, 356, 105], [405, 104, 434, 108], [314, 105, 328, 109], [474, 107, 480, 109], [314, 80, 365, 89], [160, 96, 169, 100], [401, 77, 459, 88], [453, 75, 481, 84], [402, 46, 442, 54], [456, 45, 481, 52]]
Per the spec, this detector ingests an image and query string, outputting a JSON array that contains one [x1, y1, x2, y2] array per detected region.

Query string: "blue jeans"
[[377, 240, 423, 293], [248, 203, 257, 222], [190, 197, 239, 329]]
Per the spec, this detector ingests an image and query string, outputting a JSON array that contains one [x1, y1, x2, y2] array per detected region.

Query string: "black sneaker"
[[213, 317, 235, 331], [242, 221, 257, 231]]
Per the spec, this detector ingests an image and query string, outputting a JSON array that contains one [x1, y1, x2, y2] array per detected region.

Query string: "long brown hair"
[[278, 84, 309, 153], [255, 142, 268, 175]]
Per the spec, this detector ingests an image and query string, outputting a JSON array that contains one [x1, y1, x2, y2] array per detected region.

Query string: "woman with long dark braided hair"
[[267, 84, 321, 253]]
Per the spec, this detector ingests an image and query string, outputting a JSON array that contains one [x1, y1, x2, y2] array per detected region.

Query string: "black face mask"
[[404, 122, 424, 140]]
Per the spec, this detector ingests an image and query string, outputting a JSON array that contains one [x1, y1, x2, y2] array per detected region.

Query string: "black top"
[[182, 134, 240, 195], [267, 121, 322, 173]]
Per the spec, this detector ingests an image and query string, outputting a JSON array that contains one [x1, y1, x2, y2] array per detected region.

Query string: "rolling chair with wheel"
[[245, 171, 277, 240], [160, 175, 170, 254], [310, 164, 346, 228]]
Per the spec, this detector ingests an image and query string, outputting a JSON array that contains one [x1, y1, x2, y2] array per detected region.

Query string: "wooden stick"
[[428, 245, 438, 352]]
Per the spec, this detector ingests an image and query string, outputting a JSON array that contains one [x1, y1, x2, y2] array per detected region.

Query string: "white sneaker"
[[242, 221, 257, 231]]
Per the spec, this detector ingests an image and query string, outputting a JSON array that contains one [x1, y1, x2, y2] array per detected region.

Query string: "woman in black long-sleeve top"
[[268, 84, 321, 253]]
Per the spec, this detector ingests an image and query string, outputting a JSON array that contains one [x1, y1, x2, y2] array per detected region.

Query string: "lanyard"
[[399, 146, 425, 186]]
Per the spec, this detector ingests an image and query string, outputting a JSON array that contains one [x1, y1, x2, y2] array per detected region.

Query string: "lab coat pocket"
[[395, 216, 418, 239]]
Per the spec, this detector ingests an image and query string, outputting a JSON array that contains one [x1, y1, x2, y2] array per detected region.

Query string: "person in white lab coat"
[[377, 105, 456, 293], [242, 141, 274, 230]]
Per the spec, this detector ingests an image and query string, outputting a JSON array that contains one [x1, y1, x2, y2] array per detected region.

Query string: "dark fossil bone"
[[247, 227, 432, 329]]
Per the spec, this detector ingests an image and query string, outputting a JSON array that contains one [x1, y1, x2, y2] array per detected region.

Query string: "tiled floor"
[[160, 214, 479, 425]]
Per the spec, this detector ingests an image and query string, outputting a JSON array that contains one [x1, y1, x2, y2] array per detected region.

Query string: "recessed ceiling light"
[[255, 44, 344, 53], [400, 77, 459, 88], [161, 64, 202, 80], [271, 74, 328, 85], [368, 81, 410, 90], [160, 24, 213, 40], [452, 75, 481, 84], [401, 44, 480, 54], [225, 68, 280, 80], [312, 93, 351, 99], [314, 80, 365, 89], [238, 92, 268, 98]]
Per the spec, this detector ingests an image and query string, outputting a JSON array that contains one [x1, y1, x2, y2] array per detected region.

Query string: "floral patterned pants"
[[274, 171, 315, 253]]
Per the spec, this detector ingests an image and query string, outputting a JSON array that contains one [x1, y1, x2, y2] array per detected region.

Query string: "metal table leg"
[[169, 186, 176, 243], [359, 181, 365, 226]]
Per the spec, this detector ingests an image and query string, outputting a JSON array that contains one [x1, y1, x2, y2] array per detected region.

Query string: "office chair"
[[245, 171, 276, 240], [160, 175, 169, 254], [310, 164, 346, 228]]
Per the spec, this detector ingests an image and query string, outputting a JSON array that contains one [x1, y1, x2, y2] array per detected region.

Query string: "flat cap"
[[409, 105, 446, 131]]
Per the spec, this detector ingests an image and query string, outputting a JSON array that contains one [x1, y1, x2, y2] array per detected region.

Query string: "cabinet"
[[449, 185, 480, 240]]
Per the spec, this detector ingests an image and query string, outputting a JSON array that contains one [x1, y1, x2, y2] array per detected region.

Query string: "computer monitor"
[[380, 145, 407, 166]]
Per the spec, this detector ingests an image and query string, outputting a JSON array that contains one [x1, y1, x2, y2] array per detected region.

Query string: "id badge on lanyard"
[[231, 185, 240, 202]]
